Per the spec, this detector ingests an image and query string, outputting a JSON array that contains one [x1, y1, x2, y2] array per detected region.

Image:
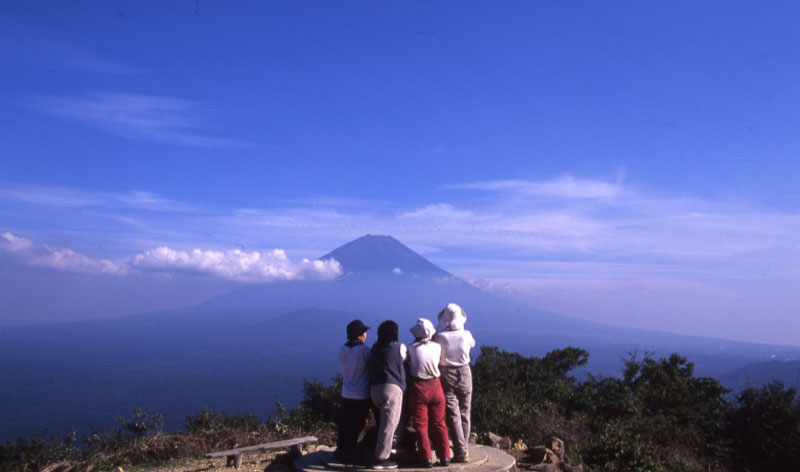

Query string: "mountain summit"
[[321, 234, 452, 277]]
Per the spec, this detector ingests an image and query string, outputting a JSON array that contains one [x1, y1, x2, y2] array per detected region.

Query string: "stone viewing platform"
[[294, 445, 515, 472]]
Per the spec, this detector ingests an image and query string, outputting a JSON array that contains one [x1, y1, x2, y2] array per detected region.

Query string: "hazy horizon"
[[2, 2, 800, 346]]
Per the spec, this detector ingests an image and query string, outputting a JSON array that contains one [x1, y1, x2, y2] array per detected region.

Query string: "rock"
[[513, 439, 528, 451], [528, 446, 559, 465], [562, 465, 583, 472], [530, 464, 558, 472], [498, 436, 512, 450], [486, 432, 503, 448], [41, 462, 71, 472], [549, 437, 565, 461], [469, 432, 478, 444]]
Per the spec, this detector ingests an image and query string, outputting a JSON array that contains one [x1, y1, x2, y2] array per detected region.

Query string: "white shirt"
[[338, 342, 371, 399], [433, 330, 475, 367], [407, 340, 442, 380]]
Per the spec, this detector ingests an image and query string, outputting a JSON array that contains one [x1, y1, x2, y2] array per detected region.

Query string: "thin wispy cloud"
[[0, 17, 145, 75], [61, 54, 145, 75], [0, 183, 197, 213], [445, 175, 624, 199], [35, 92, 249, 148]]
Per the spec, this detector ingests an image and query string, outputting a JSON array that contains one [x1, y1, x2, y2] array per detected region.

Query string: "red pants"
[[408, 377, 450, 461]]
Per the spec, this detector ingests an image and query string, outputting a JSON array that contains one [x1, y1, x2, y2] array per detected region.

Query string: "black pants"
[[336, 397, 372, 462]]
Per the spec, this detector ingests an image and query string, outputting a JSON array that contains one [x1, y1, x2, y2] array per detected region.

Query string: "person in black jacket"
[[367, 320, 407, 470]]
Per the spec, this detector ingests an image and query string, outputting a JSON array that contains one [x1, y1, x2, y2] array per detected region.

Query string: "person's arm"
[[467, 331, 476, 348]]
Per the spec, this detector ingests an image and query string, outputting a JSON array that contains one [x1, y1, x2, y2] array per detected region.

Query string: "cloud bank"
[[1, 232, 341, 283], [130, 246, 342, 282], [1, 232, 121, 275]]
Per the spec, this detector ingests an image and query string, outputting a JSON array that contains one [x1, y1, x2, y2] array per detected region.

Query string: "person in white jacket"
[[433, 303, 476, 463]]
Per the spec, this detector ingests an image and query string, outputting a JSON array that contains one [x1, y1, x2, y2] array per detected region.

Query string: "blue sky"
[[1, 1, 799, 345]]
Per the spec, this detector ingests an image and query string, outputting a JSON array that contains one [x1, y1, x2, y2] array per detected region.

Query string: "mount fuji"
[[1, 235, 799, 442]]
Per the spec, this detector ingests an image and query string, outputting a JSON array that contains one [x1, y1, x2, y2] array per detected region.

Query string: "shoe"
[[452, 455, 468, 464], [372, 459, 398, 469], [423, 459, 434, 468], [439, 458, 450, 467]]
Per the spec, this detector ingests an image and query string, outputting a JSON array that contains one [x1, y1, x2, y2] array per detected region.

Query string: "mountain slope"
[[321, 234, 451, 277]]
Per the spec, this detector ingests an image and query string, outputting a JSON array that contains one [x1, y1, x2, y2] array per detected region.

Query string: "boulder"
[[485, 432, 503, 448]]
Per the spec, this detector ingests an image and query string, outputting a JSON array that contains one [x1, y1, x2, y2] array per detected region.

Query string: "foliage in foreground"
[[472, 346, 800, 472], [2, 348, 799, 472], [0, 386, 337, 472]]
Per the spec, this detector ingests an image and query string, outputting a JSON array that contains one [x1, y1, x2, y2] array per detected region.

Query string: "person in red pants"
[[407, 318, 451, 468]]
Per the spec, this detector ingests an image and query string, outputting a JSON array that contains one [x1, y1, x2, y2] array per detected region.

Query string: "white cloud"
[[32, 246, 122, 274], [1, 231, 122, 275], [35, 91, 248, 148], [446, 175, 623, 199], [399, 204, 478, 220], [0, 232, 33, 252], [130, 246, 342, 282]]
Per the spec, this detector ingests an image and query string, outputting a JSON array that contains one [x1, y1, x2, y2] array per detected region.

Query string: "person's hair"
[[376, 320, 399, 344]]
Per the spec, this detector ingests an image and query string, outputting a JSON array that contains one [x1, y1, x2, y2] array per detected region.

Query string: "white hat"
[[410, 318, 436, 341], [437, 303, 466, 331]]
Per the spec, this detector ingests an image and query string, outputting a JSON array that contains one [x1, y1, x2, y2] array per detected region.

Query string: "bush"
[[472, 346, 588, 445], [117, 407, 164, 437], [185, 407, 261, 435], [0, 431, 79, 472], [728, 381, 800, 472]]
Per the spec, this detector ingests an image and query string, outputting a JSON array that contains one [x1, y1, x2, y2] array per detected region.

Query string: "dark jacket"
[[369, 341, 406, 391]]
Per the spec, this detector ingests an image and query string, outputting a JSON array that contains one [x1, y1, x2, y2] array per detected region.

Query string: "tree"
[[728, 381, 800, 472]]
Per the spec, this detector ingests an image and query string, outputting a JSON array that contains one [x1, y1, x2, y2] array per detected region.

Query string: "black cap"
[[346, 319, 370, 339]]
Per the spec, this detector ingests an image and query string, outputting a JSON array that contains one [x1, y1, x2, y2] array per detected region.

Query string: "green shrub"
[[728, 381, 800, 472], [471, 345, 588, 444], [116, 407, 164, 437], [185, 407, 261, 435], [0, 431, 79, 472]]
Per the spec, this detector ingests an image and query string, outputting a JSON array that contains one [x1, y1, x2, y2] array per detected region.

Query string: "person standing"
[[368, 320, 406, 469], [336, 319, 372, 464], [433, 303, 476, 463], [407, 318, 451, 468]]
